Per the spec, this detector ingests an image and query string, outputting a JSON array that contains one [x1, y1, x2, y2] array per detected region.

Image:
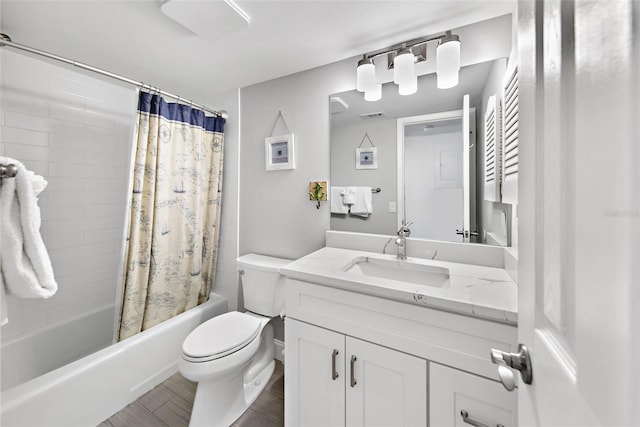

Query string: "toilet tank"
[[236, 253, 292, 317]]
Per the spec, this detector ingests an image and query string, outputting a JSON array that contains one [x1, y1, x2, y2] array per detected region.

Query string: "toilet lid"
[[183, 312, 261, 359]]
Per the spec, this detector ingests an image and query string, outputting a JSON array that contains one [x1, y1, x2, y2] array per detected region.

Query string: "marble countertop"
[[281, 247, 518, 325]]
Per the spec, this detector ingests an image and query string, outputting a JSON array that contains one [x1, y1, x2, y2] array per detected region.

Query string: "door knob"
[[490, 344, 533, 391], [456, 229, 479, 238]]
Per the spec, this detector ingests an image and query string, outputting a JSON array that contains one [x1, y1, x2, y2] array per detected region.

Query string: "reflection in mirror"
[[330, 58, 512, 246], [398, 108, 473, 243]]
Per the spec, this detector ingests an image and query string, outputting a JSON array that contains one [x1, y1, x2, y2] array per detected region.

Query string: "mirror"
[[330, 58, 512, 246]]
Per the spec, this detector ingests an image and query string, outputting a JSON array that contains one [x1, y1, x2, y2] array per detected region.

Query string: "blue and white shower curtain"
[[118, 91, 225, 340]]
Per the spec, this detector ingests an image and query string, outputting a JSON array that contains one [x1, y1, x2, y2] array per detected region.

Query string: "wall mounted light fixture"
[[436, 31, 461, 89], [355, 29, 461, 101], [357, 56, 381, 101]]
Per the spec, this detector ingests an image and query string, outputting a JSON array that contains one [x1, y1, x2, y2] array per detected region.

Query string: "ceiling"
[[0, 0, 515, 106]]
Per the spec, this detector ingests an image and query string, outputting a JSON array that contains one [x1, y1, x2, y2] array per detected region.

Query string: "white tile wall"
[[0, 50, 137, 346]]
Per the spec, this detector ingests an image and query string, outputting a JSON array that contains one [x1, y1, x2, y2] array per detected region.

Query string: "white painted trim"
[[236, 87, 241, 260], [396, 108, 476, 233], [274, 338, 285, 364]]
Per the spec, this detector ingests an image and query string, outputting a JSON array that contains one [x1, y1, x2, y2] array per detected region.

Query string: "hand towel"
[[0, 157, 58, 300], [330, 186, 348, 214], [346, 186, 373, 217], [340, 187, 356, 205]]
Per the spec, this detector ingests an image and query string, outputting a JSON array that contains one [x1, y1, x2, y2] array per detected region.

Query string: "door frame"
[[396, 108, 476, 239]]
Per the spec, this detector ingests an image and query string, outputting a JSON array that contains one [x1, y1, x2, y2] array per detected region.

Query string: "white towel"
[[341, 187, 356, 205], [346, 186, 373, 217], [0, 157, 58, 301], [330, 186, 348, 214]]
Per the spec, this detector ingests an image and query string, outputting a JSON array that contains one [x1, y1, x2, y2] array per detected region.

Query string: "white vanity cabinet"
[[286, 318, 427, 427], [284, 277, 518, 427]]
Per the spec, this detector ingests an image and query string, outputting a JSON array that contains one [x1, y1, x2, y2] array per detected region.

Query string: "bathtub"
[[0, 293, 228, 427], [1, 304, 117, 392]]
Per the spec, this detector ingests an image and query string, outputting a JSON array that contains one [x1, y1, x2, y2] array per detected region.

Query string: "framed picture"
[[355, 147, 378, 169], [265, 133, 295, 171]]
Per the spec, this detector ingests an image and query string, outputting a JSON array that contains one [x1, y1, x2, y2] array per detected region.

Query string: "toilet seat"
[[182, 312, 261, 363]]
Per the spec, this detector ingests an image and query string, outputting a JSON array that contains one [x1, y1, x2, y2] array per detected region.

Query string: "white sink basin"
[[342, 256, 450, 288]]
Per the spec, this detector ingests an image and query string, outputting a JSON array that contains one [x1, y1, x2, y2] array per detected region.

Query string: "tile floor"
[[99, 361, 284, 427]]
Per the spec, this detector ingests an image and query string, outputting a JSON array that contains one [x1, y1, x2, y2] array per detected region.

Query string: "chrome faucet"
[[395, 221, 413, 260]]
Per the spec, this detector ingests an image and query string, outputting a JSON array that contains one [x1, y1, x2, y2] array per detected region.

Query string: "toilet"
[[178, 253, 291, 427]]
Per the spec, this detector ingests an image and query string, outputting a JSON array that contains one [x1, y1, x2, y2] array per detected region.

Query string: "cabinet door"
[[285, 319, 345, 427], [430, 363, 516, 427], [346, 337, 427, 426]]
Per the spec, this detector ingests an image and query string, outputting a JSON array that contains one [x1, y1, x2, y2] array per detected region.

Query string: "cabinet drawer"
[[430, 363, 517, 427]]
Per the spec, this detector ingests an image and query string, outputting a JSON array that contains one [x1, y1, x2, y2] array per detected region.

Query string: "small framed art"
[[355, 147, 377, 170], [265, 133, 295, 171]]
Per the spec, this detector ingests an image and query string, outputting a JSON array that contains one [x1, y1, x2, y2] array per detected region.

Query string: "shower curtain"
[[118, 91, 225, 341]]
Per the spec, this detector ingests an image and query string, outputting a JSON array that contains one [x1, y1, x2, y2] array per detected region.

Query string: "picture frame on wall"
[[265, 133, 295, 171], [355, 147, 377, 169]]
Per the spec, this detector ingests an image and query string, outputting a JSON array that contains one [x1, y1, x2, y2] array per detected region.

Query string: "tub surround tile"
[[0, 49, 136, 351]]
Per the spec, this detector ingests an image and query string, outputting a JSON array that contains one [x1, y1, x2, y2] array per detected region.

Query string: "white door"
[[285, 319, 345, 427], [517, 0, 639, 425], [461, 94, 472, 243], [397, 109, 473, 242], [345, 337, 427, 426]]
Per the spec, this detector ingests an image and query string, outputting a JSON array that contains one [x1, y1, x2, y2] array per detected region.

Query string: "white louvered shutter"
[[501, 62, 519, 204], [484, 95, 501, 202]]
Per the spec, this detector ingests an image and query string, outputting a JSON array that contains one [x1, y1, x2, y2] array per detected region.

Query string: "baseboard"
[[274, 339, 284, 364]]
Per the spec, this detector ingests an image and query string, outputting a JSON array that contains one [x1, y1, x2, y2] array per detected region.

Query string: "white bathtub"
[[1, 304, 117, 392], [0, 293, 228, 427]]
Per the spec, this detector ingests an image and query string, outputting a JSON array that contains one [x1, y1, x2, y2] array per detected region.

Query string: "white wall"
[[0, 51, 136, 350], [239, 60, 353, 260]]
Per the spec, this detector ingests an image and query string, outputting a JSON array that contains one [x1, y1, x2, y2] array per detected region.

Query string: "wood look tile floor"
[[99, 361, 284, 427]]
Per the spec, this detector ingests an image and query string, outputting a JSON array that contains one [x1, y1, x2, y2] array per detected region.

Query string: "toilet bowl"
[[178, 253, 291, 427]]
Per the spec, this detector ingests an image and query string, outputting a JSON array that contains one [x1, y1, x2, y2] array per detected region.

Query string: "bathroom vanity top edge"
[[281, 247, 518, 325]]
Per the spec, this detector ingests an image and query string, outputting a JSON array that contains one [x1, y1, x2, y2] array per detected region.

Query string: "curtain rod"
[[0, 33, 228, 119]]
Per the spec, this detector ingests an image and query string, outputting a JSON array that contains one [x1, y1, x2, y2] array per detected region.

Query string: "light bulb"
[[364, 84, 381, 101], [437, 72, 459, 89], [398, 77, 417, 95]]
